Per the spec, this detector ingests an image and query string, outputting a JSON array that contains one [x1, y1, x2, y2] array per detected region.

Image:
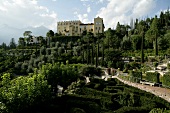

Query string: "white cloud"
[[0, 0, 58, 31], [80, 0, 89, 1], [87, 6, 91, 13], [75, 13, 90, 23], [97, 0, 105, 3], [97, 0, 156, 30]]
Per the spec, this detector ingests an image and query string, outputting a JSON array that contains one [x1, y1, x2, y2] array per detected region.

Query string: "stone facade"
[[57, 16, 104, 36]]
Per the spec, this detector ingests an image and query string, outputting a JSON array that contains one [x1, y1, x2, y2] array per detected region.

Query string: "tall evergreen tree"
[[9, 38, 16, 49], [145, 16, 159, 56], [141, 27, 144, 63], [46, 30, 54, 48]]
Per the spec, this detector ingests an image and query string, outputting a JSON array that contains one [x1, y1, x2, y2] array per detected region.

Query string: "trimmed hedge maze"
[[60, 78, 170, 113]]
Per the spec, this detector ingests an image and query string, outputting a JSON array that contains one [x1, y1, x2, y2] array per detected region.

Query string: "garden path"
[[112, 76, 170, 103]]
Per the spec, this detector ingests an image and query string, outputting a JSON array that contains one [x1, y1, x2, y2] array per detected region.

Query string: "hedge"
[[115, 106, 151, 113], [149, 108, 170, 113], [53, 36, 80, 43], [162, 73, 170, 88], [129, 70, 142, 83], [76, 87, 113, 98], [66, 100, 101, 113], [145, 72, 160, 83]]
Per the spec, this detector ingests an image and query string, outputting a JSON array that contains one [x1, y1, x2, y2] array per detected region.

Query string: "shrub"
[[70, 108, 86, 113], [66, 100, 100, 113], [149, 108, 170, 113], [129, 71, 142, 83], [0, 73, 51, 113], [80, 66, 103, 77], [146, 72, 160, 83], [162, 73, 170, 88]]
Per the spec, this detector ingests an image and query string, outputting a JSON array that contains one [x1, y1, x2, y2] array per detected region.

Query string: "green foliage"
[[131, 35, 142, 50], [0, 73, 51, 112], [76, 87, 112, 98], [53, 36, 80, 43], [121, 35, 132, 50], [146, 72, 160, 83], [162, 73, 170, 88], [70, 108, 86, 113], [40, 46, 46, 55], [129, 71, 142, 83], [167, 63, 170, 70], [149, 108, 170, 113], [105, 49, 122, 62], [115, 106, 150, 113], [153, 62, 159, 68], [80, 66, 103, 77], [40, 63, 79, 89], [145, 16, 159, 56]]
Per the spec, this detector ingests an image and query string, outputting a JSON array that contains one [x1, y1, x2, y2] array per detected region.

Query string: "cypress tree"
[[102, 37, 104, 66], [141, 29, 144, 63]]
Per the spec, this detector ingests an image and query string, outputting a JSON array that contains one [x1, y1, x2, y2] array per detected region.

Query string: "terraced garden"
[[54, 78, 170, 113]]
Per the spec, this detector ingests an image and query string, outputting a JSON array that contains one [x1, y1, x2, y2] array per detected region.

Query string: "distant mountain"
[[0, 24, 50, 44]]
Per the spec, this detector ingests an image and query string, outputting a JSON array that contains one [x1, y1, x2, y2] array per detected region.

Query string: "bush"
[[66, 100, 100, 113], [0, 73, 51, 113], [162, 73, 170, 88], [129, 71, 142, 83], [146, 72, 160, 83], [80, 66, 103, 77], [76, 87, 113, 98], [70, 108, 86, 113], [115, 106, 150, 113], [149, 108, 170, 113]]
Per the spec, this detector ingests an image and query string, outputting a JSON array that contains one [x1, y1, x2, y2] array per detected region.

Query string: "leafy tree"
[[80, 66, 103, 77], [145, 16, 159, 56], [1, 42, 7, 51], [159, 32, 170, 50], [106, 49, 122, 61], [37, 36, 45, 46], [121, 35, 131, 50], [18, 37, 25, 47], [23, 31, 32, 46], [131, 35, 142, 50], [105, 28, 121, 49], [0, 73, 51, 112]]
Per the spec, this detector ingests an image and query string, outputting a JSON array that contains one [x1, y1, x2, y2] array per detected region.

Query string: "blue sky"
[[0, 0, 169, 31]]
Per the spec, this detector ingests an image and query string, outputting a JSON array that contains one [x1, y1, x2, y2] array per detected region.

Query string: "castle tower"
[[57, 17, 104, 36], [94, 16, 104, 35]]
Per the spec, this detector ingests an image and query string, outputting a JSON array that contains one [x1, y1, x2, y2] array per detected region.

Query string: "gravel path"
[[112, 76, 170, 103]]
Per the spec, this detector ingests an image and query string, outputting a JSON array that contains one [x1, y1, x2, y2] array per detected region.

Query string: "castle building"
[[57, 16, 104, 36]]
